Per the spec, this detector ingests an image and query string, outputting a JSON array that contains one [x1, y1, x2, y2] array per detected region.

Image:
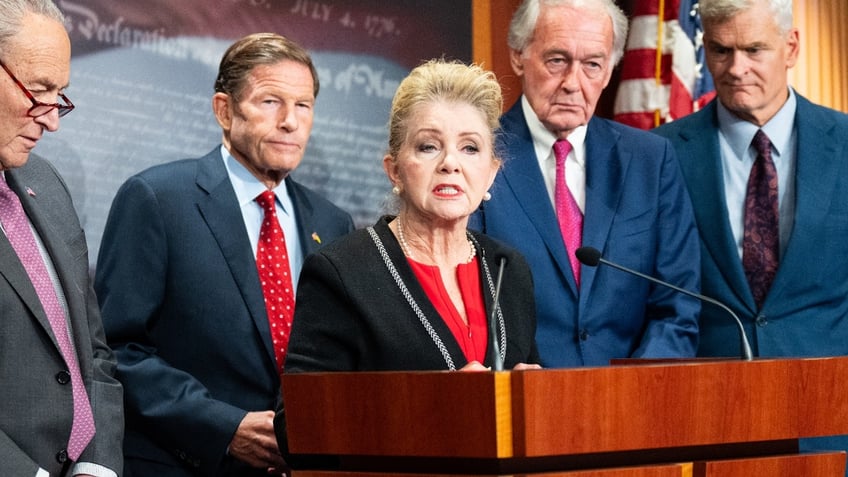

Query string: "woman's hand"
[[459, 360, 490, 372], [512, 362, 542, 370], [458, 361, 543, 371]]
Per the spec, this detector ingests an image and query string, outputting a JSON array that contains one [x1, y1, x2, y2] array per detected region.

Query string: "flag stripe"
[[613, 0, 714, 129]]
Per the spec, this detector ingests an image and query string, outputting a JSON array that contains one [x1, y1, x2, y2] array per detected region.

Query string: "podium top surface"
[[282, 356, 848, 460]]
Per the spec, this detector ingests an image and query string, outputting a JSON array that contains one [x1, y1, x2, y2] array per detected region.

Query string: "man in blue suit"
[[95, 34, 354, 476], [470, 0, 700, 368], [653, 0, 848, 468]]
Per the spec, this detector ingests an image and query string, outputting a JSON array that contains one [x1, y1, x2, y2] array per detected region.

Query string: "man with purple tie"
[[0, 0, 123, 475], [652, 0, 848, 470]]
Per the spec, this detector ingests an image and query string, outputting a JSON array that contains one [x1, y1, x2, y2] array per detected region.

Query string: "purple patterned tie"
[[554, 139, 583, 287], [0, 175, 95, 460], [742, 130, 779, 309]]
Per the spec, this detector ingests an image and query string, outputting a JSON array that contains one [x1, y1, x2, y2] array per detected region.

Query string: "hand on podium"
[[459, 361, 542, 372]]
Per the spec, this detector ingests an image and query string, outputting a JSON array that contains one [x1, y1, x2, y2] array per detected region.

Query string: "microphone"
[[575, 247, 753, 361], [489, 256, 507, 371]]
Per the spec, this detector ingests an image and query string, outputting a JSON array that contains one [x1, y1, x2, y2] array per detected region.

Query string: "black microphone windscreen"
[[575, 247, 602, 267]]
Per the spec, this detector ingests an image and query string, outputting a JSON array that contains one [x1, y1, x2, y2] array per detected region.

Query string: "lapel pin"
[[26, 187, 35, 197], [311, 232, 321, 244]]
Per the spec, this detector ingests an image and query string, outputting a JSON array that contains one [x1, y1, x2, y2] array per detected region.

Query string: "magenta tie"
[[554, 139, 583, 287], [0, 175, 95, 460], [255, 190, 295, 374], [742, 129, 779, 309]]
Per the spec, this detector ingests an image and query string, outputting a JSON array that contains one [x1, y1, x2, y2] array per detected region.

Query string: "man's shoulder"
[[135, 150, 216, 180], [14, 154, 62, 183], [286, 177, 354, 226], [797, 95, 848, 127], [589, 116, 675, 152], [123, 150, 220, 194]]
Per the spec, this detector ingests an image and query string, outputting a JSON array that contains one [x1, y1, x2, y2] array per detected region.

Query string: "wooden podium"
[[281, 357, 848, 476]]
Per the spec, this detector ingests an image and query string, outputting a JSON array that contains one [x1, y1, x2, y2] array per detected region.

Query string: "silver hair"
[[0, 0, 64, 55], [507, 0, 629, 67], [699, 0, 793, 35]]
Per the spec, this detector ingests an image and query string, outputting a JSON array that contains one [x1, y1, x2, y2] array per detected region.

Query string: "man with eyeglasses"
[[0, 0, 124, 477]]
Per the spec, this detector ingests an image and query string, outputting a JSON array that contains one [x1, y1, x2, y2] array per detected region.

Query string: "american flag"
[[613, 0, 716, 130]]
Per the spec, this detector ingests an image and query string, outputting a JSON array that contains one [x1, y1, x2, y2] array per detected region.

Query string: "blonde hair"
[[387, 59, 503, 158]]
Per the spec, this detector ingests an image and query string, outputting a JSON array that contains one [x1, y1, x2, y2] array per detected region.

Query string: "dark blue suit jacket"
[[94, 147, 354, 476], [654, 94, 848, 358], [654, 93, 848, 473], [470, 100, 700, 367]]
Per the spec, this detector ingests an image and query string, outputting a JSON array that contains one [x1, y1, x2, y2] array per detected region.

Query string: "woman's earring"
[[392, 185, 401, 195], [483, 191, 492, 201]]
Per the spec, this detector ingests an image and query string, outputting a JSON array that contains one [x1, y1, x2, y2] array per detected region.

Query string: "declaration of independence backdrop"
[[37, 0, 472, 266]]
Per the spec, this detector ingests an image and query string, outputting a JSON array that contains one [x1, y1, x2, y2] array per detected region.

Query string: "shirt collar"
[[521, 95, 588, 166], [220, 145, 292, 213], [717, 88, 797, 160]]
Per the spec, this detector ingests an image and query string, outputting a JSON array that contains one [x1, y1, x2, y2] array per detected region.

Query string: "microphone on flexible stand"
[[489, 256, 507, 371], [575, 246, 753, 361]]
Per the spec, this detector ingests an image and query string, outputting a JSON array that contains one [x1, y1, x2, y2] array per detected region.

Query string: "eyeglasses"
[[0, 59, 74, 118]]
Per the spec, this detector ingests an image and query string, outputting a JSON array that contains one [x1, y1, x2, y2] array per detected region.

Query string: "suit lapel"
[[0, 229, 55, 341], [286, 177, 320, 259], [1, 170, 77, 354], [766, 96, 842, 307], [499, 103, 576, 292], [579, 119, 625, 300], [677, 105, 755, 311], [193, 151, 277, 365]]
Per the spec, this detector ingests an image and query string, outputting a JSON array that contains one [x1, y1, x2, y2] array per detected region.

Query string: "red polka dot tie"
[[0, 176, 95, 460], [255, 190, 295, 374]]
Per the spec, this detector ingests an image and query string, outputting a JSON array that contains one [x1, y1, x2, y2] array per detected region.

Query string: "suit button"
[[56, 370, 71, 385], [579, 329, 589, 341], [756, 314, 768, 327], [56, 449, 68, 463]]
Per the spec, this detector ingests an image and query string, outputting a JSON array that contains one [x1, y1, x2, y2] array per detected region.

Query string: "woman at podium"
[[282, 59, 541, 373]]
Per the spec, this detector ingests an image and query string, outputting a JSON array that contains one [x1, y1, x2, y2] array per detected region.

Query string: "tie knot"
[[553, 139, 572, 164], [0, 174, 13, 195], [752, 129, 772, 158], [255, 190, 276, 212]]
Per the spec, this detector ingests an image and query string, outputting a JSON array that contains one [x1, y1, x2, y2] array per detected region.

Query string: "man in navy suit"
[[470, 0, 700, 368], [95, 33, 354, 476], [653, 0, 848, 467]]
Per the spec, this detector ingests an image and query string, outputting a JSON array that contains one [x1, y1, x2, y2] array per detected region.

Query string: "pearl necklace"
[[396, 219, 476, 264]]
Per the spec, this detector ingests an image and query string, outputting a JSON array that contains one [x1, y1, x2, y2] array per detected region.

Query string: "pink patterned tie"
[[255, 191, 295, 374], [0, 175, 95, 460], [554, 139, 583, 287], [742, 129, 779, 309]]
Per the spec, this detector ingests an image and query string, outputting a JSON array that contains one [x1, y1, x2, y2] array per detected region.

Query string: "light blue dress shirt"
[[220, 145, 303, 291], [716, 88, 797, 260]]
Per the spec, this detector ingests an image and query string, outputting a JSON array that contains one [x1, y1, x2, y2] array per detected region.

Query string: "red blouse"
[[407, 257, 488, 364]]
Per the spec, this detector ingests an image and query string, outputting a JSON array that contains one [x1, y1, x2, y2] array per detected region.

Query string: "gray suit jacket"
[[0, 155, 124, 476]]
